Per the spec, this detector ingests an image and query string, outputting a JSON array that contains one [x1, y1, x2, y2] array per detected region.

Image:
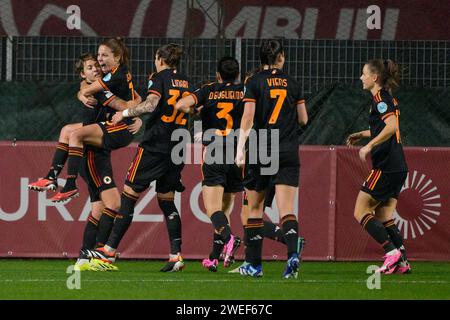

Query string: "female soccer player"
[[175, 56, 244, 272], [28, 53, 142, 271], [83, 44, 191, 272], [51, 38, 141, 203], [235, 39, 308, 278], [346, 59, 410, 274]]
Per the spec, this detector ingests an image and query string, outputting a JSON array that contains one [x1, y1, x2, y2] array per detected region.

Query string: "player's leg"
[[202, 185, 226, 263], [54, 124, 104, 199], [202, 187, 227, 272], [354, 190, 401, 273], [220, 192, 241, 267], [28, 123, 83, 191], [276, 184, 301, 278], [96, 187, 121, 247], [376, 198, 411, 274], [98, 148, 165, 258], [74, 200, 104, 271], [262, 186, 286, 244], [239, 188, 265, 277], [155, 161, 185, 272], [157, 191, 184, 272]]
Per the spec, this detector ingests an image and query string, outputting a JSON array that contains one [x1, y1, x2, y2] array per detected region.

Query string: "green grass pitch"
[[0, 260, 449, 300]]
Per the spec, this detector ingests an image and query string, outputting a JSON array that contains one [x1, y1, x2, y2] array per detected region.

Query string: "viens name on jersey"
[[267, 78, 288, 87]]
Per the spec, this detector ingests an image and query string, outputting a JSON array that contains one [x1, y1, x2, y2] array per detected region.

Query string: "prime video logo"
[[170, 122, 280, 175]]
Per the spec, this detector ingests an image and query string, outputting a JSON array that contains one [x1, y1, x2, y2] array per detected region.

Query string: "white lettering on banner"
[[261, 7, 302, 39], [381, 9, 399, 40], [225, 6, 262, 38], [79, 198, 92, 221], [167, 0, 218, 38], [0, 0, 401, 39], [353, 9, 368, 40], [0, 177, 28, 221], [133, 181, 181, 222], [1, 177, 301, 225], [336, 8, 354, 39], [301, 8, 318, 39]]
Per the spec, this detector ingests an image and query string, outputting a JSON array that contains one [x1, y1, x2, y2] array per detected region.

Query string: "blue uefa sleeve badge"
[[377, 102, 388, 113], [102, 73, 112, 82], [148, 80, 153, 89]]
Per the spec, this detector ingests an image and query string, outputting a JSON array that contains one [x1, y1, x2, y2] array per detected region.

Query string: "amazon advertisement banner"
[[0, 0, 449, 40], [0, 142, 449, 261]]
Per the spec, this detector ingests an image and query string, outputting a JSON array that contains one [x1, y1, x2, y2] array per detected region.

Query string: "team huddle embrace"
[[28, 38, 410, 277]]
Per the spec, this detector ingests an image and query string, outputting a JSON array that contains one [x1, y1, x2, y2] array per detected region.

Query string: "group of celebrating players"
[[27, 37, 411, 277]]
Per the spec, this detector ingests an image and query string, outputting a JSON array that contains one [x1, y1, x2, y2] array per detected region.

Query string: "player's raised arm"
[[112, 93, 160, 124]]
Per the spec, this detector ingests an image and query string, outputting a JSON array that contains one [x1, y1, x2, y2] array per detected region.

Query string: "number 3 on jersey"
[[161, 89, 190, 125], [215, 102, 234, 136], [269, 89, 287, 124]]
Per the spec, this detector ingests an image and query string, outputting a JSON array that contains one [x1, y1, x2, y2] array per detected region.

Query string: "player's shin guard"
[[210, 232, 225, 260], [96, 208, 118, 247], [62, 147, 83, 191], [245, 218, 264, 267], [263, 220, 285, 244], [383, 219, 408, 260], [210, 211, 232, 243], [105, 191, 137, 249], [46, 143, 69, 180], [281, 214, 298, 257], [158, 198, 182, 255], [361, 213, 396, 253], [81, 214, 98, 250]]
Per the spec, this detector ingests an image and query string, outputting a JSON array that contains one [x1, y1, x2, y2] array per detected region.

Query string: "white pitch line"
[[0, 279, 449, 284]]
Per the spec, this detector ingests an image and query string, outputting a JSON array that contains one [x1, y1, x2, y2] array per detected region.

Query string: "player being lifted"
[[83, 44, 192, 272], [175, 57, 244, 272], [235, 39, 308, 278], [28, 53, 142, 271], [347, 59, 411, 274], [49, 38, 140, 204]]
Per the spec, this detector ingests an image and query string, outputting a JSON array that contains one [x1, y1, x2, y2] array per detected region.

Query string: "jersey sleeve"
[[94, 90, 116, 107], [147, 72, 163, 97], [375, 91, 396, 121], [242, 76, 258, 104], [98, 68, 125, 93], [191, 84, 211, 107]]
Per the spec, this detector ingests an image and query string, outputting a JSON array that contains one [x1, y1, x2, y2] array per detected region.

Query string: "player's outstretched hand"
[[128, 117, 142, 135], [112, 111, 124, 125], [346, 132, 362, 146]]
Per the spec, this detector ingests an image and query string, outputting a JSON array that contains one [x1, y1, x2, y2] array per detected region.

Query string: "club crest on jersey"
[[148, 80, 153, 89], [377, 102, 388, 113], [103, 73, 112, 82]]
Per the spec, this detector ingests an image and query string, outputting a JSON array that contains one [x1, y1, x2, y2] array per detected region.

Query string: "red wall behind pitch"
[[0, 142, 449, 261]]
